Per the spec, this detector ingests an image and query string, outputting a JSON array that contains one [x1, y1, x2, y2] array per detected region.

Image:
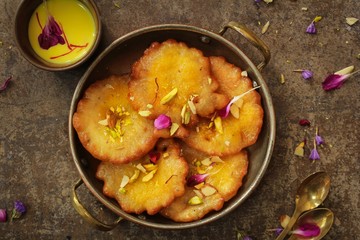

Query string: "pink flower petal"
[[187, 174, 209, 187], [154, 114, 172, 129], [0, 76, 12, 92], [322, 74, 347, 91], [292, 223, 320, 237]]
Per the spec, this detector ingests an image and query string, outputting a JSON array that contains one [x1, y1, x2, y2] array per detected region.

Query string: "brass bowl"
[[69, 22, 275, 230], [14, 0, 102, 71]]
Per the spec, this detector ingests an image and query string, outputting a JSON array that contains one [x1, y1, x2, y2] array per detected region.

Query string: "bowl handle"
[[219, 21, 271, 71], [71, 179, 123, 231]]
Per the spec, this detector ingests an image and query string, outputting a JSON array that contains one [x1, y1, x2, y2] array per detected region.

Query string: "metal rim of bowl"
[[69, 23, 276, 230]]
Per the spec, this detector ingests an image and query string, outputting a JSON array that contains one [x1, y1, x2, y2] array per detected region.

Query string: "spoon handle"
[[275, 210, 301, 240]]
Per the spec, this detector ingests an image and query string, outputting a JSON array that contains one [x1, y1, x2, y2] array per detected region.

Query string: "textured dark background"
[[1, 0, 359, 239]]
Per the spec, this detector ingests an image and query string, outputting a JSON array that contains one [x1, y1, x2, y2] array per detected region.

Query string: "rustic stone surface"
[[0, 0, 359, 239]]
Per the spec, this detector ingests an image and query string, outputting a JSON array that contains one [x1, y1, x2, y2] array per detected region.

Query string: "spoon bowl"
[[275, 172, 331, 240], [288, 208, 334, 240]]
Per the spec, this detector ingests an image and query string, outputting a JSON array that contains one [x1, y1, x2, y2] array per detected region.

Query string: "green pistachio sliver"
[[130, 170, 140, 183], [160, 88, 178, 105], [138, 110, 151, 117], [241, 71, 248, 77], [335, 65, 354, 75], [142, 169, 157, 182], [120, 175, 130, 188], [214, 116, 223, 134], [187, 100, 197, 114], [98, 118, 108, 126], [188, 196, 203, 205], [346, 17, 359, 26], [136, 163, 147, 173], [184, 111, 191, 125], [170, 123, 180, 136], [146, 104, 153, 109], [261, 21, 270, 34]]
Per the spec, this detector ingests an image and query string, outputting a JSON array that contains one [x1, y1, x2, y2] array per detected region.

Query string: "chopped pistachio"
[[138, 110, 151, 117], [160, 88, 178, 104], [194, 182, 205, 189], [170, 123, 180, 136], [201, 185, 217, 196], [313, 16, 322, 22], [142, 169, 157, 182], [187, 99, 197, 114], [143, 163, 157, 171], [201, 158, 212, 166], [280, 74, 285, 84], [105, 84, 115, 89], [120, 175, 130, 188], [230, 104, 240, 119], [241, 71, 248, 77], [208, 77, 212, 85], [136, 163, 147, 173], [294, 141, 305, 157], [129, 170, 140, 183], [224, 140, 230, 146], [301, 7, 308, 11], [118, 188, 126, 194], [335, 65, 354, 75], [163, 152, 169, 158], [357, 53, 360, 60], [263, 0, 273, 3], [214, 116, 223, 134], [129, 96, 135, 101], [98, 118, 108, 126], [193, 189, 203, 198], [280, 214, 291, 228], [188, 196, 203, 205], [211, 156, 224, 163], [346, 17, 359, 26], [184, 111, 191, 125], [146, 104, 153, 109], [234, 98, 244, 108], [261, 21, 270, 34]]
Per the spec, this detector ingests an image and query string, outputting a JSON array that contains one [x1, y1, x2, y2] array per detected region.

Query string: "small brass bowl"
[[14, 0, 102, 71]]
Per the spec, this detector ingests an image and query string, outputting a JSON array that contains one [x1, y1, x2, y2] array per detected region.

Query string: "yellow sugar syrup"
[[28, 0, 96, 65]]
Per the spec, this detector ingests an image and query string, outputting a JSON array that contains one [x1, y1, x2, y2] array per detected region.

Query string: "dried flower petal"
[[346, 17, 359, 26], [38, 16, 65, 50], [0, 76, 12, 92], [11, 200, 26, 221], [0, 209, 7, 222], [292, 223, 320, 237], [263, 0, 273, 3], [280, 74, 285, 84], [299, 119, 311, 126], [187, 173, 209, 187], [301, 70, 313, 79], [335, 65, 354, 75], [315, 127, 324, 145], [313, 16, 322, 23], [306, 22, 316, 34], [154, 114, 171, 129], [309, 147, 320, 160], [149, 151, 161, 164]]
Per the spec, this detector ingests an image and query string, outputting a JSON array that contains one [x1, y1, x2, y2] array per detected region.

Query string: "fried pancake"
[[182, 56, 264, 156], [129, 39, 228, 126], [96, 139, 188, 215], [73, 75, 160, 164], [161, 143, 248, 222]]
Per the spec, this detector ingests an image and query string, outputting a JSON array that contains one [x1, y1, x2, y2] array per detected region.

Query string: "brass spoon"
[[275, 172, 331, 240], [288, 208, 334, 240]]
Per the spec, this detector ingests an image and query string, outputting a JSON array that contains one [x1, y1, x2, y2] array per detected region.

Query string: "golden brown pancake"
[[182, 56, 264, 156], [128, 39, 229, 128], [96, 139, 188, 215], [161, 142, 248, 222], [73, 75, 160, 164]]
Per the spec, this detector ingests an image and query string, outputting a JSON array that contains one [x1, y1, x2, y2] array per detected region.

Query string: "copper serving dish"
[[69, 22, 275, 230]]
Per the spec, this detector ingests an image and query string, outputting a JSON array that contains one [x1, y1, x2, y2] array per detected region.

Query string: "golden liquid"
[[28, 0, 96, 65]]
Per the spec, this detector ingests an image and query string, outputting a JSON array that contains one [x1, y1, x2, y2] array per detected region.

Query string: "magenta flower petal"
[[154, 114, 172, 129], [187, 173, 208, 187], [301, 70, 313, 79], [322, 74, 347, 91], [0, 209, 7, 222], [306, 22, 316, 34], [299, 119, 311, 126], [309, 148, 320, 160], [0, 76, 12, 92], [38, 16, 65, 50], [292, 223, 320, 237]]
